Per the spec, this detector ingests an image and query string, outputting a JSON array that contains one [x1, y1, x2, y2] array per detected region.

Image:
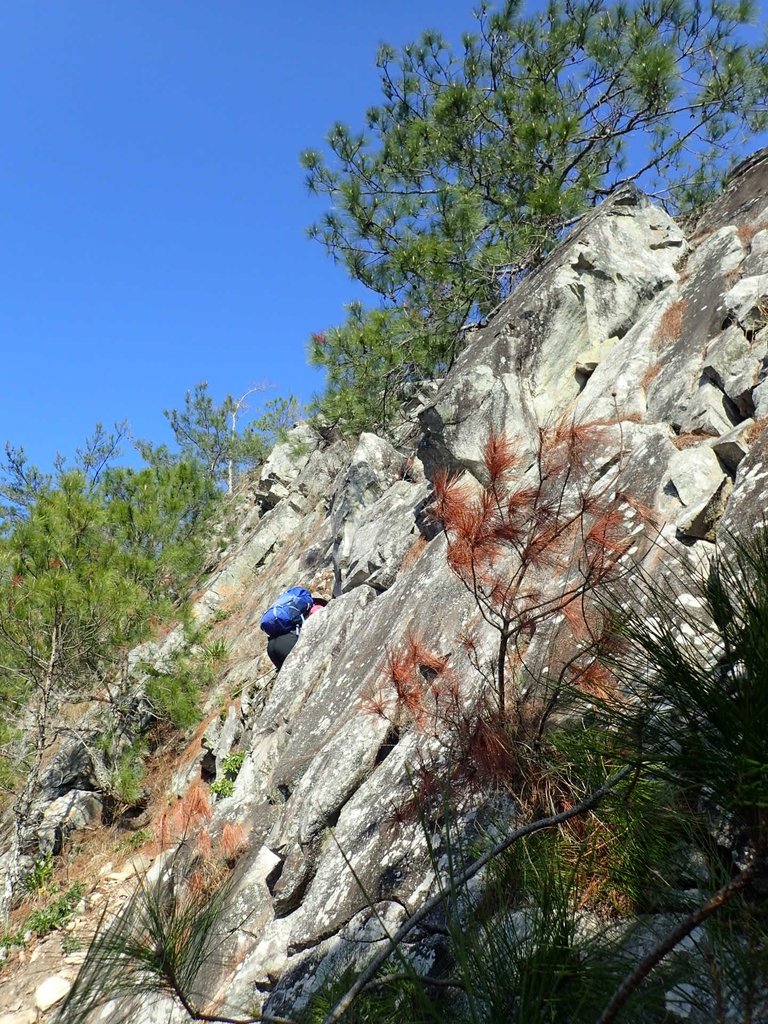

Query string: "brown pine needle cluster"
[[365, 417, 645, 824], [221, 821, 247, 864], [652, 298, 687, 349], [150, 780, 249, 891], [363, 629, 460, 735], [174, 782, 213, 834], [432, 419, 637, 710], [737, 220, 768, 247], [744, 416, 767, 445]]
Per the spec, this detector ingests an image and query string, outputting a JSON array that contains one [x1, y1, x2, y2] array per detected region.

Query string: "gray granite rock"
[[329, 432, 407, 592], [755, 378, 768, 418], [709, 420, 754, 473], [666, 446, 727, 508], [419, 187, 684, 478], [676, 477, 733, 542], [9, 153, 768, 1024], [254, 423, 320, 509], [37, 791, 104, 856]]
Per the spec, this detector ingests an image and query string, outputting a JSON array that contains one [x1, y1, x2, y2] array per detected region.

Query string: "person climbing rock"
[[308, 596, 329, 615], [266, 630, 299, 672], [260, 587, 328, 671]]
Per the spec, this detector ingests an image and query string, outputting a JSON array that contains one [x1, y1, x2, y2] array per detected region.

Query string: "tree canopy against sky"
[[304, 0, 768, 432]]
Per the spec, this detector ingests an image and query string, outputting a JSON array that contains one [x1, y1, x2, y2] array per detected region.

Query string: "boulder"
[[720, 427, 768, 542], [270, 843, 313, 917], [721, 274, 768, 327], [666, 447, 727, 508], [201, 498, 306, 610], [678, 380, 736, 437], [676, 477, 733, 542], [743, 227, 768, 276], [34, 976, 71, 1012], [754, 379, 768, 419], [267, 902, 412, 1017], [254, 423, 319, 509], [0, 1011, 36, 1024], [693, 148, 768, 235], [102, 854, 153, 883], [37, 790, 103, 856], [709, 421, 754, 473]]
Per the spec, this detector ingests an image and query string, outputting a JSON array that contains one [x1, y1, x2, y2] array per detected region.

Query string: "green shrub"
[[25, 882, 86, 937], [0, 930, 26, 950], [23, 853, 54, 895], [210, 750, 244, 800], [201, 638, 229, 666], [143, 663, 201, 730], [221, 751, 244, 775], [107, 741, 147, 808], [210, 778, 235, 799]]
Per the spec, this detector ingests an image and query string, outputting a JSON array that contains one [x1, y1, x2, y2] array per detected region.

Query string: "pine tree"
[[100, 460, 217, 601], [0, 472, 150, 924], [433, 422, 632, 712], [0, 419, 225, 923], [137, 383, 301, 492], [304, 0, 768, 430]]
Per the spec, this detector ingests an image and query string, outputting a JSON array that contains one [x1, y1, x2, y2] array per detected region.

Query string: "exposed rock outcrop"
[[203, 152, 768, 1021], [2, 151, 768, 1023]]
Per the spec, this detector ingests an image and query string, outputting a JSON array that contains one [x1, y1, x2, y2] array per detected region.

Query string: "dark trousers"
[[267, 631, 299, 671]]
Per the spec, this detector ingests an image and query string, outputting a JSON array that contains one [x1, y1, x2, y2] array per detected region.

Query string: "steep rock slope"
[[185, 152, 768, 1021], [2, 151, 767, 1023]]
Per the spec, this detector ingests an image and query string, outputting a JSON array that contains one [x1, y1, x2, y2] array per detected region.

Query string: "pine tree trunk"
[[0, 626, 59, 928], [497, 629, 509, 711]]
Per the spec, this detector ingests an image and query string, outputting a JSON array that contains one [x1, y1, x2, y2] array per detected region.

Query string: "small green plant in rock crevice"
[[61, 933, 83, 956], [210, 777, 235, 799], [117, 827, 155, 853], [210, 751, 245, 800], [221, 751, 245, 774], [201, 637, 229, 667]]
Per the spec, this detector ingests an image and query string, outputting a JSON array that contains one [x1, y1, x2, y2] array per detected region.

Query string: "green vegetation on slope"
[[0, 383, 296, 923]]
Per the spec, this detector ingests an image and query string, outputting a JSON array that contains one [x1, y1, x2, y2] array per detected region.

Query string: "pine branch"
[[321, 765, 631, 1024], [597, 866, 757, 1024], [361, 973, 465, 993]]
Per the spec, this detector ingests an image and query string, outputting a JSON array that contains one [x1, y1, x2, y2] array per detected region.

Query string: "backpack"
[[260, 587, 313, 638]]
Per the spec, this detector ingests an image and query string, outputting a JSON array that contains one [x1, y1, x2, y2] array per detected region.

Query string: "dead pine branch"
[[431, 416, 637, 713], [321, 765, 631, 1024]]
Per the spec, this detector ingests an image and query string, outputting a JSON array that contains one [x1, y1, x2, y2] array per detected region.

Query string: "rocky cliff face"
[[2, 151, 768, 1023]]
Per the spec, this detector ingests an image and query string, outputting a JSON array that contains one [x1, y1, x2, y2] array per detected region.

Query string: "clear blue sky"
[[0, 0, 476, 468], [0, 2, 765, 469]]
